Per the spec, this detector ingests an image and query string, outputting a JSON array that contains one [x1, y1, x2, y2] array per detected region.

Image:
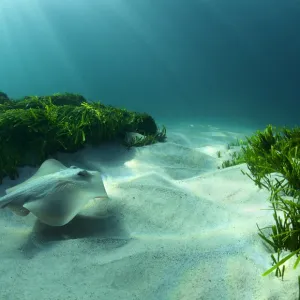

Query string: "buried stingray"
[[0, 159, 109, 226]]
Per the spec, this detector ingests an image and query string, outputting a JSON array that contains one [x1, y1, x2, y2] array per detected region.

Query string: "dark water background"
[[0, 0, 299, 128]]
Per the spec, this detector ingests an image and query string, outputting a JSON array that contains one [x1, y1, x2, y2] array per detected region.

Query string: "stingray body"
[[0, 159, 109, 226]]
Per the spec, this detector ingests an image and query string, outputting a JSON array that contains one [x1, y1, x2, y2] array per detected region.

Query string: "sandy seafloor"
[[0, 120, 299, 300]]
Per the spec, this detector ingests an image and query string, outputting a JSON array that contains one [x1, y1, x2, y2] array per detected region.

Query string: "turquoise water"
[[1, 0, 300, 125], [1, 1, 300, 299]]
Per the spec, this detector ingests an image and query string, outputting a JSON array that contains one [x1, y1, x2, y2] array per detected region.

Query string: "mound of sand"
[[0, 122, 298, 299]]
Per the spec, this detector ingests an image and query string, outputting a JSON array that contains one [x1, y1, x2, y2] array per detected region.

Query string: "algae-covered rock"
[[0, 92, 166, 182]]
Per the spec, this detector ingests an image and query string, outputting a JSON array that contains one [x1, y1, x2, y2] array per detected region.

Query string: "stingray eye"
[[77, 170, 89, 177], [70, 166, 77, 169]]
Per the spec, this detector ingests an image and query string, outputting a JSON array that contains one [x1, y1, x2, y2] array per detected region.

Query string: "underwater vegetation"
[[0, 91, 166, 183], [222, 125, 300, 288], [123, 125, 166, 148]]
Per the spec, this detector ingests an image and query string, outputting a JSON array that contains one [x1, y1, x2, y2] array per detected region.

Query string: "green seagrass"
[[0, 92, 166, 182]]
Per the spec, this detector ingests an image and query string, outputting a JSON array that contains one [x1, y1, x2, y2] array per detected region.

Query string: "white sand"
[[0, 121, 298, 299]]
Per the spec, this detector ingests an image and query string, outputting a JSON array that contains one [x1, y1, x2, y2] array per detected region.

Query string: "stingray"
[[0, 159, 109, 226]]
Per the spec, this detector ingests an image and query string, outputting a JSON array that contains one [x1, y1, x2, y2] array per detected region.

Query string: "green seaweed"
[[221, 124, 300, 285], [221, 151, 246, 168], [0, 92, 166, 182]]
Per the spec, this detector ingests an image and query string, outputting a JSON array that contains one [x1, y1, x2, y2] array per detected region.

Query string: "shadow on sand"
[[20, 208, 132, 258]]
